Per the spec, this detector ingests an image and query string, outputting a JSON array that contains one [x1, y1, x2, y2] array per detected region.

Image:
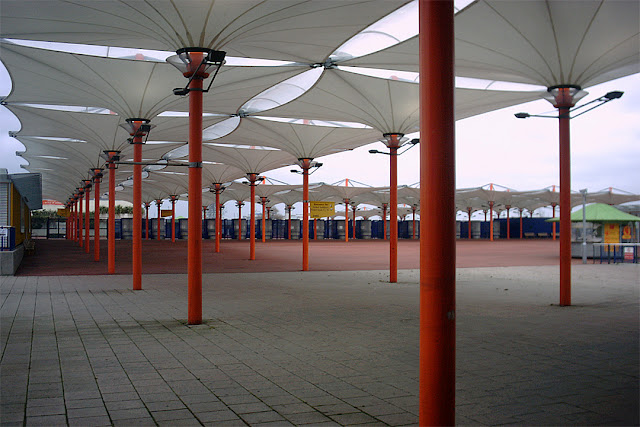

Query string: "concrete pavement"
[[1, 264, 638, 426]]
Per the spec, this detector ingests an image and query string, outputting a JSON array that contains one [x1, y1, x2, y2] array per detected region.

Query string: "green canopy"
[[548, 203, 640, 223]]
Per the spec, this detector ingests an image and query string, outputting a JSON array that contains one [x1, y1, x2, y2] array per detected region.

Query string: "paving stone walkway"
[[1, 265, 638, 426]]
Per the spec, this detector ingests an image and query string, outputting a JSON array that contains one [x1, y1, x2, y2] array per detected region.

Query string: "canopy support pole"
[[419, 0, 456, 424], [187, 61, 204, 324], [106, 152, 119, 274], [132, 131, 143, 291], [301, 159, 311, 271]]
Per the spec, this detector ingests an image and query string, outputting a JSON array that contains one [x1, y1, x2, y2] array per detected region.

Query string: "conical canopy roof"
[[0, 0, 410, 62], [202, 144, 296, 175], [343, 0, 640, 89], [454, 0, 640, 88], [263, 68, 540, 134], [214, 117, 380, 159]]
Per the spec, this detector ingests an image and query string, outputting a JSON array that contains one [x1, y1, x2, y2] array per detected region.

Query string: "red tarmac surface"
[[16, 238, 581, 276]]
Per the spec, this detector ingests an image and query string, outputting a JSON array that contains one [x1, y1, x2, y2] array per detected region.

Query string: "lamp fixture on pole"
[[167, 47, 226, 96], [514, 86, 623, 307]]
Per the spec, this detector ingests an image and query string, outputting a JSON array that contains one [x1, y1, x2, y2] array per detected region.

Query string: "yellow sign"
[[622, 225, 632, 240], [161, 209, 173, 218], [603, 223, 619, 244], [310, 201, 335, 219], [57, 208, 70, 218]]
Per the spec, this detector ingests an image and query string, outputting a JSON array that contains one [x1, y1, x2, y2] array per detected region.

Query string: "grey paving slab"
[[1, 265, 638, 426]]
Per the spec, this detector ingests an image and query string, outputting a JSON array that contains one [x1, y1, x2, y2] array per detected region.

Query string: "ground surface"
[[16, 238, 583, 276], [2, 239, 638, 426]]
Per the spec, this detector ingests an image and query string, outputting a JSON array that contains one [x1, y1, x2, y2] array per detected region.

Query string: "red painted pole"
[[248, 174, 257, 260], [261, 197, 267, 243], [93, 170, 101, 262], [388, 135, 400, 283], [107, 153, 117, 274], [413, 206, 417, 240], [419, 0, 456, 424], [237, 202, 243, 240], [187, 54, 204, 325], [314, 218, 317, 240], [171, 197, 176, 242], [519, 209, 524, 239], [78, 192, 84, 247], [352, 204, 356, 239], [132, 134, 143, 291], [344, 200, 349, 243], [215, 185, 222, 252], [552, 203, 557, 240], [156, 200, 162, 240], [70, 200, 74, 241], [467, 207, 472, 239], [506, 205, 511, 240], [489, 201, 494, 241], [84, 183, 91, 253], [382, 204, 387, 240], [287, 206, 292, 240], [301, 159, 311, 271], [556, 91, 573, 307], [145, 203, 150, 240]]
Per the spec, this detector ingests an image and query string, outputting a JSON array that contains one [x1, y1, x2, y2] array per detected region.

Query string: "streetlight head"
[[410, 138, 420, 145], [514, 112, 530, 119], [368, 149, 379, 154], [172, 87, 190, 96], [604, 91, 623, 100]]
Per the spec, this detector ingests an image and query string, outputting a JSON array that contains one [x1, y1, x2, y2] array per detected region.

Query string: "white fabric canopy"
[[262, 67, 541, 134], [0, 0, 409, 62], [213, 116, 381, 160], [202, 144, 297, 176], [348, 0, 640, 89]]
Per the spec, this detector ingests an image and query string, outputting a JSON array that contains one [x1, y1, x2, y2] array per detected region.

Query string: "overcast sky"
[[1, 58, 638, 218]]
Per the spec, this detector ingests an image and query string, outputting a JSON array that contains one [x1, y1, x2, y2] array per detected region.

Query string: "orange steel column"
[[344, 200, 349, 243], [261, 197, 267, 243], [237, 202, 243, 240], [506, 205, 511, 240], [556, 89, 573, 307], [301, 159, 311, 271], [84, 181, 91, 253], [248, 173, 258, 260], [352, 204, 356, 239], [170, 196, 177, 242], [419, 0, 456, 425], [106, 152, 118, 274], [70, 200, 75, 241], [382, 203, 388, 240], [489, 201, 494, 241], [156, 199, 162, 240], [386, 134, 401, 284], [552, 203, 557, 240], [69, 200, 73, 240], [144, 203, 150, 239], [187, 55, 204, 325], [412, 206, 417, 239], [213, 184, 222, 252], [93, 169, 102, 262], [128, 121, 146, 291], [78, 191, 84, 247], [132, 142, 142, 289], [519, 208, 524, 239]]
